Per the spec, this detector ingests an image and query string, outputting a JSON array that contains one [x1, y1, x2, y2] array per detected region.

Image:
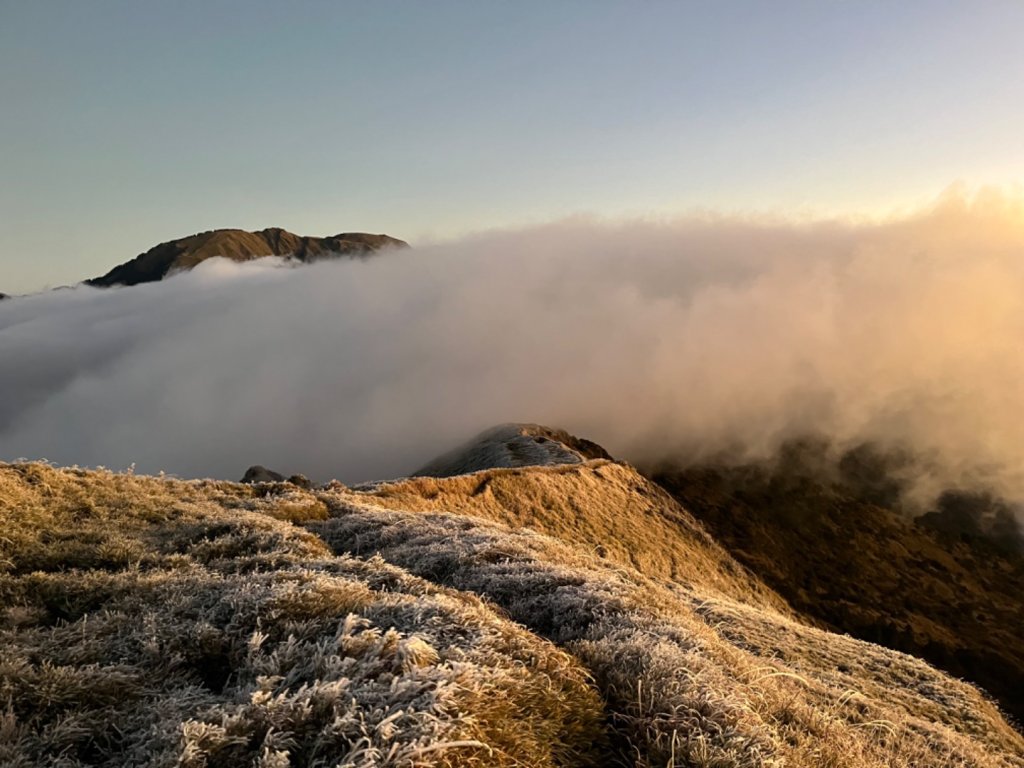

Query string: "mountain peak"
[[86, 227, 408, 288], [414, 423, 614, 478]]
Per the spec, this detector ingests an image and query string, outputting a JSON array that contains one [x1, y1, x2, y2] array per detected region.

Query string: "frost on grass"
[[2, 460, 1023, 768], [0, 463, 606, 767], [315, 466, 1024, 768], [413, 423, 608, 477], [368, 460, 792, 615]]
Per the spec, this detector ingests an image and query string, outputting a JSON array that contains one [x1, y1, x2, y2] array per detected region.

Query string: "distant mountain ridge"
[[86, 227, 408, 287], [413, 423, 613, 478]]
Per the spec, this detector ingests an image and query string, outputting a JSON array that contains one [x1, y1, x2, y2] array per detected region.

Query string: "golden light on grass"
[[3, 459, 1021, 766]]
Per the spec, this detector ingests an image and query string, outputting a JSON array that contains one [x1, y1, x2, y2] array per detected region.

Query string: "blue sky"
[[2, 1, 1023, 292]]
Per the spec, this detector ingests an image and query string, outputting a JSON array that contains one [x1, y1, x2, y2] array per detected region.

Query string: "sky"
[[2, 0, 1023, 293]]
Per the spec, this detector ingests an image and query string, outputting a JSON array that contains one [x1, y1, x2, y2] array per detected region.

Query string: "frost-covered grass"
[[413, 424, 594, 477], [0, 463, 605, 767], [367, 460, 791, 615], [2, 460, 1023, 767], [319, 467, 1024, 768]]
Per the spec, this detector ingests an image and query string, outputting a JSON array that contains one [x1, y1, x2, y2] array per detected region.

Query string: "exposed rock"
[[414, 423, 613, 478], [287, 473, 313, 490], [87, 227, 409, 287], [240, 465, 285, 484], [0, 293, 9, 300]]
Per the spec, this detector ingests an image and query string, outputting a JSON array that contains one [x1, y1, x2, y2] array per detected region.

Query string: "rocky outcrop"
[[240, 466, 315, 489], [87, 227, 408, 287], [286, 473, 313, 490], [240, 465, 285, 484], [414, 423, 613, 478]]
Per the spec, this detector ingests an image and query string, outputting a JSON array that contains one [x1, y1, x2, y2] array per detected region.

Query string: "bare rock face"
[[240, 465, 285, 484], [414, 423, 613, 478], [87, 227, 409, 287], [0, 293, 9, 300]]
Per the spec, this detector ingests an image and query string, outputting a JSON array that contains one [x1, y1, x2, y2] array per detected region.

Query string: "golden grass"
[[2, 460, 1023, 767], [366, 460, 792, 616], [0, 463, 606, 767], [320, 466, 1024, 767]]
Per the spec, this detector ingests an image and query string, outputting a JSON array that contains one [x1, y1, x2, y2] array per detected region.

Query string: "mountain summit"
[[86, 227, 408, 287]]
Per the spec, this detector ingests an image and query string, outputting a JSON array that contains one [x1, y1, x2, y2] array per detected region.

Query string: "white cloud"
[[1, 189, 1022, 498]]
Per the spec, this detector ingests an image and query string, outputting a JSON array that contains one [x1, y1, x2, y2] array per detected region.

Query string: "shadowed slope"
[[86, 227, 408, 287], [650, 451, 1024, 728]]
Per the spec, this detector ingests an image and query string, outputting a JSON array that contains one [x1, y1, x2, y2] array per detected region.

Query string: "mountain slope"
[[3, 456, 1022, 766], [0, 463, 605, 768], [650, 452, 1024, 729], [315, 482, 1024, 767], [86, 227, 408, 287], [387, 457, 791, 616]]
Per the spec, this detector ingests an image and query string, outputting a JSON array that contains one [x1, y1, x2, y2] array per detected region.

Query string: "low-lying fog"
[[2, 187, 1021, 504]]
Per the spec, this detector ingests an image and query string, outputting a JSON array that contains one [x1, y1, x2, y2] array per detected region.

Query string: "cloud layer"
[[1, 187, 1022, 498]]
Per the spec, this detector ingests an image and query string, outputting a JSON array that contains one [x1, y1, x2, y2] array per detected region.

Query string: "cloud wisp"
[[1, 188, 1022, 499]]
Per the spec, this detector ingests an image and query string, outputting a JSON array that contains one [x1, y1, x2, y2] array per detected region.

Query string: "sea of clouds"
[[1, 187, 1022, 500]]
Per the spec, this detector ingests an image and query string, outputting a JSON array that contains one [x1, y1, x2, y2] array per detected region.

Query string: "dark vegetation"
[[649, 439, 1024, 727]]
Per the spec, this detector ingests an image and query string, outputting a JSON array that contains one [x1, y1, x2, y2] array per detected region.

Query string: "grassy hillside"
[[0, 464, 604, 767], [2, 461, 1023, 766], [364, 460, 790, 616], [651, 456, 1024, 727]]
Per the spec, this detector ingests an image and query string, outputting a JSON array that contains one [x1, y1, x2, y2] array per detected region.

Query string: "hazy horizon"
[[2, 3, 1022, 501]]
